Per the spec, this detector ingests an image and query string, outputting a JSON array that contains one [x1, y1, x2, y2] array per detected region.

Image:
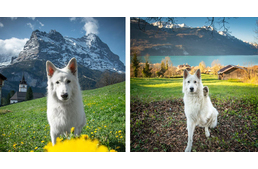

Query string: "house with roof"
[[0, 73, 7, 106], [10, 75, 45, 104], [218, 65, 246, 80]]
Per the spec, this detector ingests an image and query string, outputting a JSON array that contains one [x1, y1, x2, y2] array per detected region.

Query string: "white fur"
[[183, 69, 218, 152], [46, 57, 86, 145]]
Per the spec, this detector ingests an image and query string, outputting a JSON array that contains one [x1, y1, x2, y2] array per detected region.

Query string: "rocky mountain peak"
[[10, 30, 124, 72]]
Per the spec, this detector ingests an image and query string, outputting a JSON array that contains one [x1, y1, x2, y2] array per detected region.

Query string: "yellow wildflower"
[[21, 142, 24, 144], [35, 147, 38, 150], [120, 136, 123, 139], [41, 141, 45, 143], [2, 134, 5, 136], [110, 149, 117, 152], [81, 134, 89, 139], [44, 137, 112, 152], [70, 127, 75, 133]]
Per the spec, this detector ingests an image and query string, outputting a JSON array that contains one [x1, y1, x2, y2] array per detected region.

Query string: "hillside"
[[0, 82, 125, 152], [130, 18, 258, 56]]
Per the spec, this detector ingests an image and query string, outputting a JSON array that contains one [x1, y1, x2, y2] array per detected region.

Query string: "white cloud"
[[0, 22, 3, 28], [37, 20, 44, 27], [70, 17, 76, 21], [27, 23, 34, 30], [0, 38, 29, 56], [81, 17, 99, 35]]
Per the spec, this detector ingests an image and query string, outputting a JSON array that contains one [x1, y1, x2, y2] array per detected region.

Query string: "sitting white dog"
[[183, 69, 218, 152]]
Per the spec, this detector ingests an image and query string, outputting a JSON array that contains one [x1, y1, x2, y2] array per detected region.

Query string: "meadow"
[[131, 74, 258, 152], [0, 82, 125, 152]]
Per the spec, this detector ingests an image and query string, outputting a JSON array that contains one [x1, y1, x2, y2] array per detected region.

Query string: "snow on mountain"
[[10, 30, 125, 72], [152, 21, 190, 29]]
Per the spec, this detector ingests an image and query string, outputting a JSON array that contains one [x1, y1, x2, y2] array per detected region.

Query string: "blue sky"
[[0, 17, 125, 64], [145, 17, 258, 44]]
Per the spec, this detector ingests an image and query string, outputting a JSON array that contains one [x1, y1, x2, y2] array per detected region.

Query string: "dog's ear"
[[183, 69, 189, 79], [195, 69, 201, 79], [67, 57, 77, 76], [46, 61, 57, 77]]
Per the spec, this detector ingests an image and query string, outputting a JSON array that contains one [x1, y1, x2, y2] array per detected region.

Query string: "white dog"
[[183, 69, 218, 152], [46, 57, 86, 145]]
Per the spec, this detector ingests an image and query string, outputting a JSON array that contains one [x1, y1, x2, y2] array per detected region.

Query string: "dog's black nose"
[[61, 93, 68, 99], [190, 87, 194, 92]]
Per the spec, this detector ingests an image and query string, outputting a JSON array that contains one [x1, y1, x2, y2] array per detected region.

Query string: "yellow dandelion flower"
[[91, 132, 93, 134], [116, 146, 120, 149], [110, 149, 117, 152], [41, 141, 45, 143], [30, 150, 34, 152], [81, 134, 89, 139], [2, 134, 5, 136], [44, 137, 112, 152], [35, 147, 38, 150], [94, 131, 97, 133], [120, 136, 123, 139], [118, 130, 121, 133], [116, 136, 118, 138], [21, 142, 24, 144], [70, 127, 75, 133], [104, 126, 106, 128]]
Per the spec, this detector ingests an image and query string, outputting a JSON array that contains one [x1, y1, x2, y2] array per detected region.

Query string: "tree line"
[[131, 53, 258, 84]]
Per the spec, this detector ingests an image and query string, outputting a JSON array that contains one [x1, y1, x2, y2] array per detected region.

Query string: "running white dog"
[[46, 57, 86, 145], [183, 69, 218, 152]]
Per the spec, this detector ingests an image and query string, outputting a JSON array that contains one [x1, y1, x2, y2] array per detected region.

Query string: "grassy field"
[[131, 74, 258, 102], [131, 75, 258, 152], [0, 82, 125, 152]]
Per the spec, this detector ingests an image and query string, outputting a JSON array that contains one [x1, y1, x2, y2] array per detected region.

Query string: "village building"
[[176, 64, 191, 75], [218, 65, 246, 80], [0, 73, 7, 106], [10, 75, 44, 104]]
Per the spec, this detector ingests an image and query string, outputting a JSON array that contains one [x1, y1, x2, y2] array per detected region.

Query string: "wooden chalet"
[[218, 65, 246, 80]]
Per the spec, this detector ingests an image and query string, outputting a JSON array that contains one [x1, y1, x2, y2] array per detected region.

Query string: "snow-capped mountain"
[[131, 18, 258, 56], [12, 30, 125, 72], [0, 55, 16, 67], [152, 21, 190, 29]]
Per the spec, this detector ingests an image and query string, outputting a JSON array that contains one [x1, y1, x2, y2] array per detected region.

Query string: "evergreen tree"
[[142, 61, 152, 77], [6, 93, 11, 105], [26, 87, 33, 101], [157, 61, 167, 77], [132, 53, 140, 77]]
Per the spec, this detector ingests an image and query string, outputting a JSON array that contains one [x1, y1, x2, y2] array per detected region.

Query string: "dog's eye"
[[194, 81, 197, 83], [187, 81, 190, 83], [56, 81, 59, 84], [67, 80, 71, 84]]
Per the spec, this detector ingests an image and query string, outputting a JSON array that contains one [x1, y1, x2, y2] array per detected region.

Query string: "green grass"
[[0, 82, 125, 152], [131, 74, 258, 102]]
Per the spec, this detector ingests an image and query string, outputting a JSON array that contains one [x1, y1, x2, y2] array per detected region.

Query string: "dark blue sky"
[[0, 17, 125, 64]]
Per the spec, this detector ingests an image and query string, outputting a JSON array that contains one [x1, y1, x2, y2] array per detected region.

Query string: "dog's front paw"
[[203, 86, 209, 97], [185, 146, 191, 152]]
